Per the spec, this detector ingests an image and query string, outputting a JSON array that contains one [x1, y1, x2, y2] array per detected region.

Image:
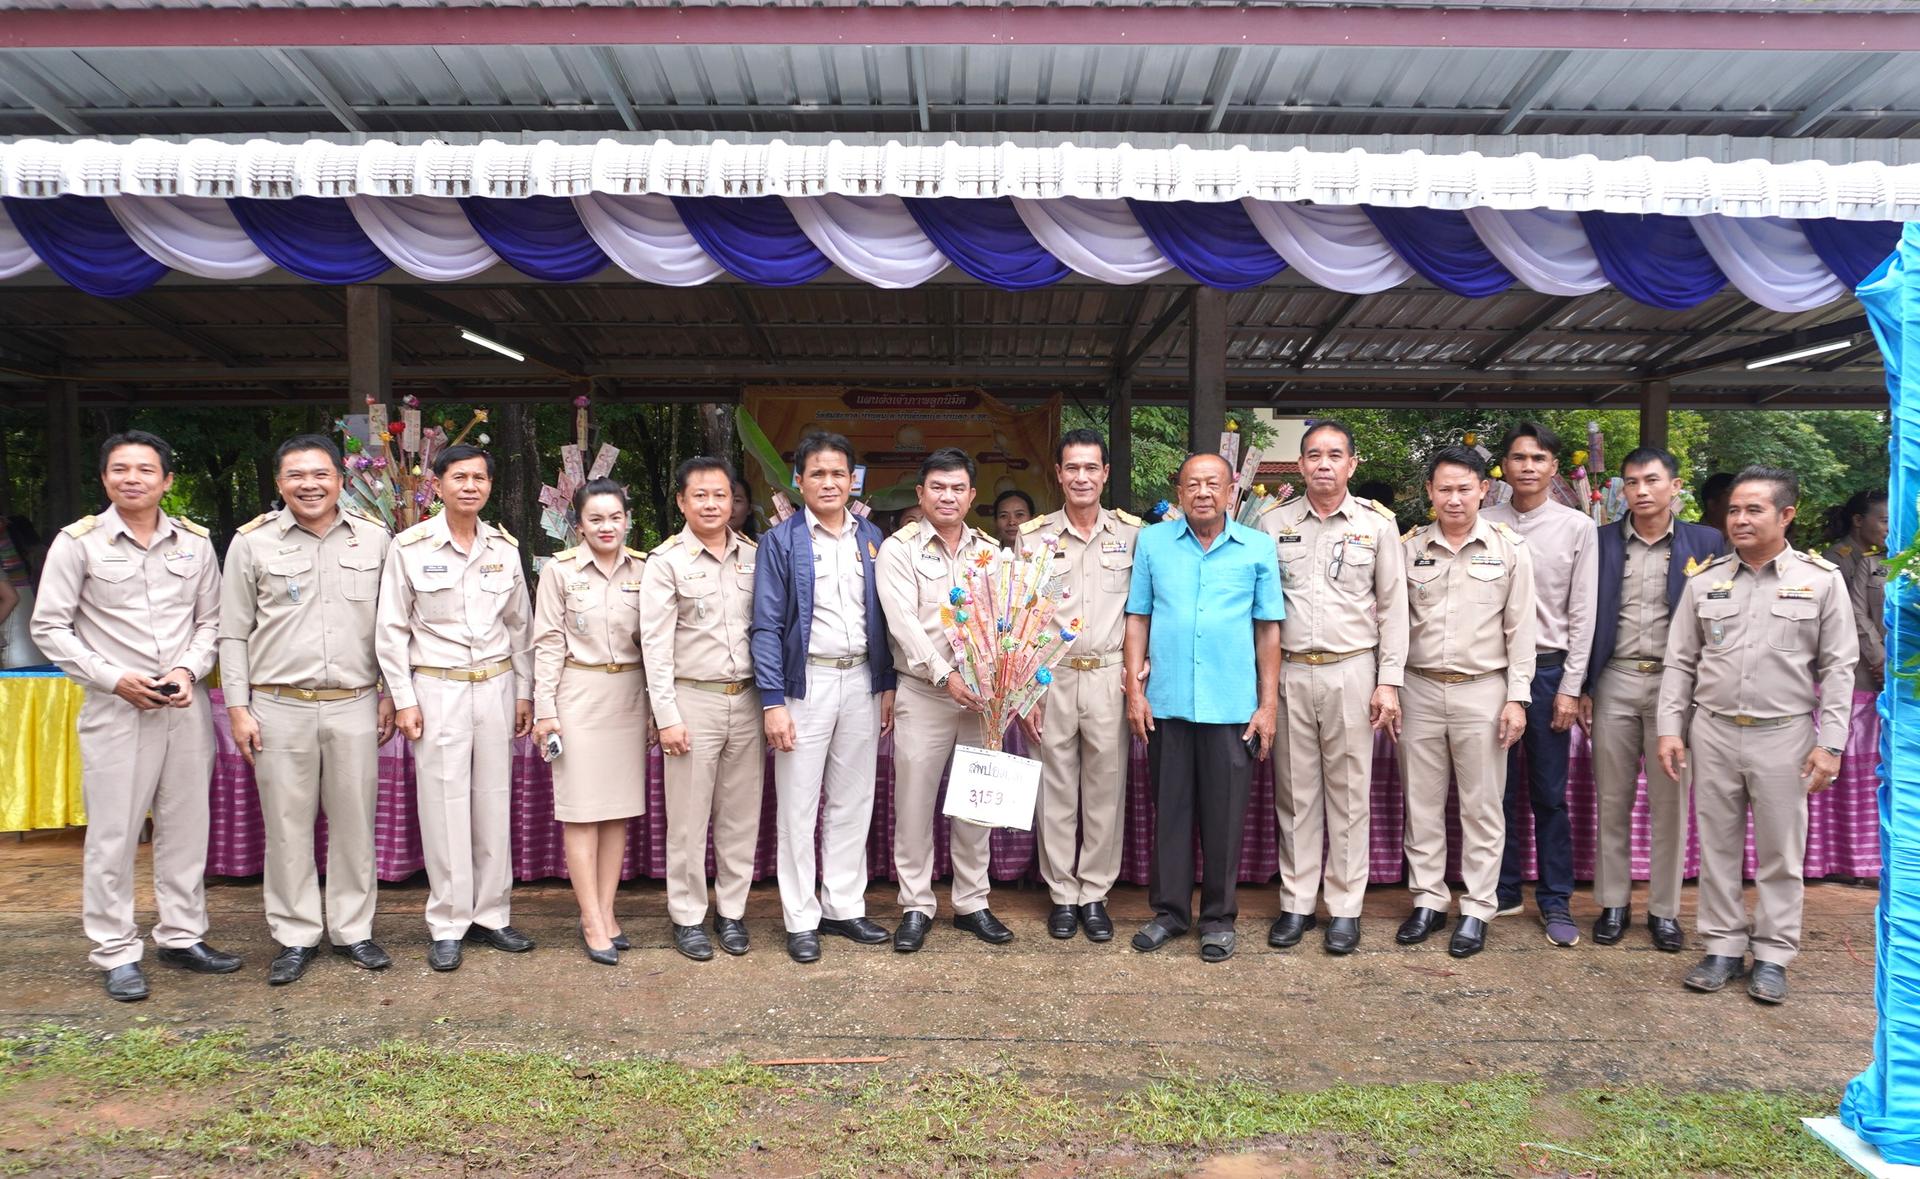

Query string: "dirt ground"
[[0, 828, 1881, 1094]]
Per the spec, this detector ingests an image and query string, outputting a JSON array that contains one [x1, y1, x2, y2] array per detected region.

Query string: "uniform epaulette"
[[236, 512, 273, 535], [495, 524, 519, 549], [1400, 526, 1420, 542], [1360, 497, 1396, 522], [1258, 499, 1287, 517], [555, 546, 581, 563], [735, 531, 757, 549], [973, 526, 999, 546], [397, 521, 434, 546], [343, 506, 387, 531], [1491, 521, 1523, 545], [1688, 552, 1734, 576], [622, 546, 646, 561], [1830, 543, 1854, 559], [1019, 516, 1047, 535], [60, 515, 98, 538], [652, 536, 679, 555], [895, 519, 922, 541], [174, 516, 209, 538], [1800, 550, 1838, 572], [1113, 508, 1143, 528]]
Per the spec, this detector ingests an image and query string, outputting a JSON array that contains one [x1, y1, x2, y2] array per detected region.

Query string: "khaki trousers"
[[1034, 662, 1127, 906], [1590, 667, 1691, 918], [1275, 652, 1376, 918], [892, 675, 994, 917], [773, 662, 879, 932], [411, 672, 516, 941], [250, 691, 379, 948], [662, 684, 765, 925], [1691, 711, 1812, 967], [77, 688, 214, 970], [1400, 674, 1507, 922]]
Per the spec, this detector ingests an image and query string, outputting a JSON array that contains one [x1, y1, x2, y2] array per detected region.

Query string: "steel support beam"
[[1494, 49, 1574, 135], [1202, 46, 1247, 133], [261, 47, 369, 134], [1777, 53, 1900, 137], [0, 56, 92, 135], [588, 46, 643, 133]]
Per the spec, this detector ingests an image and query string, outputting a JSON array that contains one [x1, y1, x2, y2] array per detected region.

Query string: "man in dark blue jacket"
[[750, 433, 897, 964], [1579, 446, 1725, 952]]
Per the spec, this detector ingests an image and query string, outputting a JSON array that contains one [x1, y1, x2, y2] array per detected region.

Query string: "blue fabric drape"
[[1577, 212, 1726, 309], [670, 196, 830, 287], [228, 197, 389, 284], [903, 197, 1067, 290], [1801, 218, 1905, 292], [2, 196, 166, 298], [1125, 199, 1285, 290], [459, 196, 609, 282], [1364, 206, 1515, 298], [1841, 222, 1920, 1166]]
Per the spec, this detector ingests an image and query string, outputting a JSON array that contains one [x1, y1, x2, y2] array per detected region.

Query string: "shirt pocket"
[[733, 561, 757, 595], [914, 556, 950, 605], [1276, 542, 1311, 589], [479, 569, 515, 596], [1768, 598, 1818, 652], [1333, 536, 1377, 594], [414, 574, 464, 623], [87, 557, 142, 606], [677, 571, 718, 622], [265, 553, 314, 604], [1695, 598, 1739, 648], [336, 550, 381, 602], [1099, 553, 1133, 594], [1465, 559, 1508, 603]]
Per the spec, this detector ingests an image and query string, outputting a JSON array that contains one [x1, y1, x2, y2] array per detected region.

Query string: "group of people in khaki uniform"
[[32, 419, 1868, 1007]]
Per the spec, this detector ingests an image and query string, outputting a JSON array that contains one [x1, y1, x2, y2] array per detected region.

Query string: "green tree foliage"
[[1061, 403, 1275, 512]]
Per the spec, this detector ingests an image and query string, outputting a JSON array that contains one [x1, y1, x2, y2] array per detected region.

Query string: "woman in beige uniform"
[[532, 479, 650, 965]]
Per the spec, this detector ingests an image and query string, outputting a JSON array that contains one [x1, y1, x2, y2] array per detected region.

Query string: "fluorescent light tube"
[[459, 328, 525, 363], [1745, 338, 1852, 370]]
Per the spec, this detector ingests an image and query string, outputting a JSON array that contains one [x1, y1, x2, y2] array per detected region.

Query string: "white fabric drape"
[[784, 194, 947, 289], [1464, 208, 1608, 296], [346, 196, 500, 282], [572, 193, 723, 287], [105, 195, 275, 280], [1240, 200, 1414, 293], [1689, 214, 1847, 313], [1012, 196, 1173, 285], [0, 206, 38, 280]]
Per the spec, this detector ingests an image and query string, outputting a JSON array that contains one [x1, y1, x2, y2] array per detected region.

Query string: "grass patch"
[[1570, 1086, 1848, 1178]]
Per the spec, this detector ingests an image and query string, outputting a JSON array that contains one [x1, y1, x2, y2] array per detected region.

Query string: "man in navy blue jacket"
[[750, 433, 897, 965], [1579, 446, 1725, 952]]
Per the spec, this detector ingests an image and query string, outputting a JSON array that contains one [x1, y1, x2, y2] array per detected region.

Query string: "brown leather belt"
[[1062, 651, 1123, 671], [1703, 707, 1796, 729], [1283, 649, 1368, 666], [1408, 667, 1501, 685], [252, 684, 371, 702], [566, 658, 641, 674], [676, 677, 755, 696], [1610, 657, 1665, 674], [413, 659, 512, 683], [807, 653, 867, 669]]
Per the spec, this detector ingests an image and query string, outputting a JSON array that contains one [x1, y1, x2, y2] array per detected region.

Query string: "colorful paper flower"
[[1489, 464, 1504, 480], [572, 395, 590, 409], [1572, 449, 1589, 466], [1035, 668, 1053, 686], [1153, 500, 1171, 516], [948, 586, 968, 605]]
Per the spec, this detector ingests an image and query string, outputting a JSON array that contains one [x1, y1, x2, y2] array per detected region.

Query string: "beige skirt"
[[551, 666, 650, 823]]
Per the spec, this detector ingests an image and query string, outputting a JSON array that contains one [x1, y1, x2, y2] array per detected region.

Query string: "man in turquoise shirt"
[[1124, 452, 1284, 963]]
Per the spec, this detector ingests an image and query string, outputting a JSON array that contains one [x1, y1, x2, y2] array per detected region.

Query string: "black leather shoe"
[[428, 939, 463, 972], [820, 917, 891, 944], [1592, 906, 1629, 946], [1267, 911, 1317, 948], [156, 941, 243, 974], [1324, 917, 1360, 955], [1648, 915, 1685, 953], [1396, 908, 1448, 945], [103, 963, 148, 1002], [580, 927, 618, 967], [894, 912, 932, 953], [1080, 901, 1114, 942], [1048, 904, 1079, 939], [332, 940, 392, 970], [1684, 954, 1748, 993], [787, 931, 822, 964], [268, 945, 318, 986], [1748, 961, 1789, 1004], [954, 909, 1014, 945], [464, 925, 534, 953], [1447, 916, 1488, 958], [673, 923, 715, 961], [714, 916, 750, 956], [581, 922, 632, 954]]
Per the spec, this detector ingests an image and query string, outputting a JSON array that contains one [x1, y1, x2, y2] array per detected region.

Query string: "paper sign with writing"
[[941, 745, 1040, 831]]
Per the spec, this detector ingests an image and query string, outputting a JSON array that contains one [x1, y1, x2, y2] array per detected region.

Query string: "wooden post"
[[44, 377, 84, 529], [1187, 286, 1228, 456], [1106, 376, 1133, 511], [1640, 378, 1671, 450], [346, 284, 392, 418]]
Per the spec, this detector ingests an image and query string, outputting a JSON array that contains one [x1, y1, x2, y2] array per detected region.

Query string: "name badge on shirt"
[[1101, 541, 1128, 553], [736, 562, 754, 574], [1413, 557, 1436, 567], [424, 564, 449, 575], [1276, 535, 1305, 545], [276, 545, 301, 556], [567, 578, 590, 593], [684, 570, 708, 581], [164, 549, 195, 562], [98, 552, 129, 563], [1706, 589, 1732, 600], [1778, 585, 1815, 600], [480, 563, 504, 574], [620, 581, 643, 592], [1469, 555, 1504, 568]]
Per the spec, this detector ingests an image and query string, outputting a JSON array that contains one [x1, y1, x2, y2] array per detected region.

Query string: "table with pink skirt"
[[202, 689, 1884, 887]]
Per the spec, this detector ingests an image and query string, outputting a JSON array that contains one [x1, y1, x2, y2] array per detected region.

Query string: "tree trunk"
[[699, 402, 734, 465], [493, 403, 538, 573]]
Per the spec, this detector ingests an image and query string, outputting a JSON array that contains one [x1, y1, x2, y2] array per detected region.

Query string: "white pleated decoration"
[[572, 192, 723, 287], [1240, 200, 1414, 294], [105, 194, 275, 280], [1463, 208, 1608, 297], [1011, 196, 1174, 285], [0, 206, 38, 280], [346, 196, 501, 282], [784, 194, 947, 289], [1690, 214, 1847, 313]]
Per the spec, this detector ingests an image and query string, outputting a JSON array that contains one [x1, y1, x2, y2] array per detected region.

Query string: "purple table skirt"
[[204, 690, 1884, 886]]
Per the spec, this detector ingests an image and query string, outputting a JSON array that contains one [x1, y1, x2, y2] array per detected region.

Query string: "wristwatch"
[[934, 671, 952, 691], [1820, 745, 1844, 758]]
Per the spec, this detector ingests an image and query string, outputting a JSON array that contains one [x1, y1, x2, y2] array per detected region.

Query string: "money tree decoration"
[[537, 394, 622, 544], [335, 397, 482, 530], [939, 537, 1083, 752]]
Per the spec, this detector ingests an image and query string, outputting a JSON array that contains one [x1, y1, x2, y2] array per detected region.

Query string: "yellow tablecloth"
[[0, 672, 86, 831]]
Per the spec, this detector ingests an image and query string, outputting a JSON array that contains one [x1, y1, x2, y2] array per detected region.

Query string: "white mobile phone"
[[542, 732, 563, 762]]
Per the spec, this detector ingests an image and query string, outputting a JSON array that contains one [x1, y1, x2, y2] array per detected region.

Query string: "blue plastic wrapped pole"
[[1842, 222, 1920, 1164]]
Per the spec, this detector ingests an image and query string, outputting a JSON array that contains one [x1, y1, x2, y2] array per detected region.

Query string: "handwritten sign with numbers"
[[941, 744, 1040, 831]]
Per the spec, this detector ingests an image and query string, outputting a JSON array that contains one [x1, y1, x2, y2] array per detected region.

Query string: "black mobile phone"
[[156, 681, 180, 697], [1243, 733, 1261, 758]]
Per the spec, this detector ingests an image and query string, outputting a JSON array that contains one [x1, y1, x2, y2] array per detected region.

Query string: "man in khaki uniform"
[[1256, 419, 1407, 956], [375, 444, 535, 973], [1659, 466, 1856, 1006], [1016, 428, 1140, 944], [32, 430, 238, 1001], [1824, 489, 1889, 698], [1395, 445, 1535, 960], [878, 447, 1009, 953], [640, 457, 765, 961], [220, 434, 395, 986]]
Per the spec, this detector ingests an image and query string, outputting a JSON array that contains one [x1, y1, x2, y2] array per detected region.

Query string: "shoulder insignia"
[[236, 512, 272, 535], [736, 533, 758, 550], [895, 519, 922, 542], [1800, 551, 1838, 572], [1829, 544, 1854, 560], [343, 506, 387, 531], [495, 525, 519, 549], [397, 522, 434, 546], [60, 515, 98, 538], [1258, 499, 1287, 517], [555, 546, 581, 563], [1400, 526, 1421, 542], [1113, 508, 1143, 528], [1019, 516, 1047, 535], [1688, 552, 1733, 576], [1491, 521, 1523, 545], [651, 537, 679, 555], [1363, 498, 1396, 522], [973, 526, 999, 546], [623, 546, 646, 561], [175, 517, 209, 538]]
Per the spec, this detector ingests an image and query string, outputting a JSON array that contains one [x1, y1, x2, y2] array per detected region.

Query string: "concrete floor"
[[0, 828, 1880, 1093]]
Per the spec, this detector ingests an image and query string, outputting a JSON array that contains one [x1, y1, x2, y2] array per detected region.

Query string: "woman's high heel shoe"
[[581, 920, 630, 953], [579, 924, 619, 966]]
